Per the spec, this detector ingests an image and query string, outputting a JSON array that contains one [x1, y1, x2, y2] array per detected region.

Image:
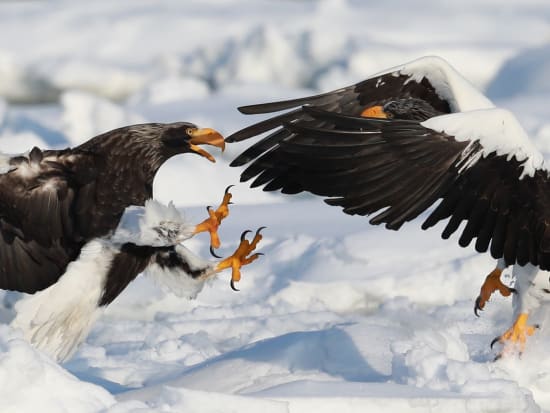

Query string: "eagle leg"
[[193, 185, 235, 257], [474, 266, 516, 317], [215, 227, 266, 291], [490, 313, 539, 359]]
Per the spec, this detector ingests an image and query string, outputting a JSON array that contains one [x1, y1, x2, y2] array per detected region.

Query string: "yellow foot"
[[193, 185, 234, 257], [474, 267, 516, 317], [215, 227, 265, 291], [491, 313, 539, 359]]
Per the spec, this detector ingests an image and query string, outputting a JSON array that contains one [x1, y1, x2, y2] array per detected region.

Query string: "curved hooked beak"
[[188, 128, 226, 163]]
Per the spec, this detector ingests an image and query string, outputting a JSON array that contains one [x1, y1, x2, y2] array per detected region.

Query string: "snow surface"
[[1, 0, 550, 412]]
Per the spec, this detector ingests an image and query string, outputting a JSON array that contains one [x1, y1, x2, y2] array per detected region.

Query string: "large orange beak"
[[360, 105, 388, 118], [187, 128, 226, 163]]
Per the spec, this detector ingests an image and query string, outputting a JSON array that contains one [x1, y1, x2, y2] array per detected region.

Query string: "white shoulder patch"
[[374, 56, 495, 112], [422, 108, 546, 178]]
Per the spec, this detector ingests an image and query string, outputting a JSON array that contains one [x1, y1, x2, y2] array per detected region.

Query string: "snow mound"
[[0, 325, 114, 412], [61, 91, 145, 145], [39, 59, 146, 102], [487, 45, 550, 99]]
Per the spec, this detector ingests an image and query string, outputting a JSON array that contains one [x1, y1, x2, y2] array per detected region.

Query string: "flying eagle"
[[2, 122, 263, 361], [227, 56, 548, 356]]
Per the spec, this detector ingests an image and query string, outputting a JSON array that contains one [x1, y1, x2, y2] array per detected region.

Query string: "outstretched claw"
[[474, 267, 515, 317], [241, 230, 252, 241], [230, 279, 239, 292], [194, 186, 235, 256], [490, 313, 539, 359], [210, 245, 222, 259], [216, 227, 266, 291]]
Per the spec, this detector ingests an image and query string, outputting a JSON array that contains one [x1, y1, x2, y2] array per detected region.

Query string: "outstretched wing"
[[231, 105, 550, 269], [227, 57, 493, 175]]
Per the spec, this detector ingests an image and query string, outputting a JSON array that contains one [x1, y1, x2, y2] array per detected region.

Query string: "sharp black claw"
[[493, 353, 502, 362], [241, 230, 251, 241], [230, 279, 240, 292], [490, 336, 501, 349], [225, 185, 235, 194], [255, 226, 267, 236], [474, 296, 483, 317], [210, 245, 222, 258], [228, 201, 234, 205], [206, 205, 213, 212], [509, 287, 517, 294]]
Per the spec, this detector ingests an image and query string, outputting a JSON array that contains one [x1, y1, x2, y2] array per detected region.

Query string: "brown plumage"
[[0, 122, 224, 293]]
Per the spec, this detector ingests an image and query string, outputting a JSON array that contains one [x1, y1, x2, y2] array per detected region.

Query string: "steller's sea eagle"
[[226, 56, 549, 357], [2, 122, 264, 361]]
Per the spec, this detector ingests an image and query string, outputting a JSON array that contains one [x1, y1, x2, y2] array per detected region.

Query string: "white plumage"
[[12, 200, 218, 362], [423, 108, 546, 178]]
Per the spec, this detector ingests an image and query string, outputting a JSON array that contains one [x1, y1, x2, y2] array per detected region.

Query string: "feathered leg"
[[490, 263, 540, 358], [474, 258, 515, 316]]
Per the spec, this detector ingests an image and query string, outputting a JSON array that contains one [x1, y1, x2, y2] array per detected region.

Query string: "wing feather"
[[232, 97, 550, 269]]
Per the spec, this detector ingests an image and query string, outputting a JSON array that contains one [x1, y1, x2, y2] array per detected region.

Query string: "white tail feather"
[[11, 241, 114, 362]]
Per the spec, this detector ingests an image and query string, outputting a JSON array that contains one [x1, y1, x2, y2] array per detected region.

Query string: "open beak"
[[360, 105, 388, 118], [188, 128, 226, 163]]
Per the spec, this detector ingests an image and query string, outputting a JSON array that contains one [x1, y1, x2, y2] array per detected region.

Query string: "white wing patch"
[[374, 56, 495, 112], [422, 108, 546, 178]]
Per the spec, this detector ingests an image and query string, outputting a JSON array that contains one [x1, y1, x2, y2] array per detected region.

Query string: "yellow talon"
[[193, 185, 234, 256], [215, 227, 265, 291], [491, 313, 539, 357], [474, 266, 515, 316]]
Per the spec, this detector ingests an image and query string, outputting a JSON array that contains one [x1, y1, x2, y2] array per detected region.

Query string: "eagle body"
[[227, 55, 550, 354], [0, 122, 226, 361], [0, 122, 222, 294], [228, 56, 550, 269]]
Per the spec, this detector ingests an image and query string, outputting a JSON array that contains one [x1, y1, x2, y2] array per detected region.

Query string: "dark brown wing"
[[231, 109, 550, 270], [227, 70, 452, 171], [0, 149, 91, 292], [235, 111, 469, 227], [98, 243, 211, 306], [0, 125, 170, 293], [423, 154, 550, 270]]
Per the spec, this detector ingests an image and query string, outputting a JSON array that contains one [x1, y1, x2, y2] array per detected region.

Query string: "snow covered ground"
[[1, 0, 550, 411]]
